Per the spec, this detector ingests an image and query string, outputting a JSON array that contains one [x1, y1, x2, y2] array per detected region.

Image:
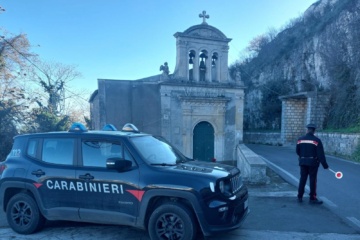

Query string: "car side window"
[[27, 139, 39, 159], [82, 140, 134, 167], [42, 138, 74, 165], [123, 147, 133, 162]]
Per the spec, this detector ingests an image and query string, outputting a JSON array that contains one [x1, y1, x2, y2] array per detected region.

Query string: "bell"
[[200, 52, 207, 59], [199, 60, 206, 70], [189, 58, 193, 64]]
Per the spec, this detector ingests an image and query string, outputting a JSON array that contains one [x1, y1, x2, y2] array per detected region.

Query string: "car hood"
[[174, 160, 240, 177]]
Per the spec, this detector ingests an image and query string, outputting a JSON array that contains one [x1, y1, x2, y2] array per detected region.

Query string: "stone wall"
[[279, 92, 330, 146], [280, 97, 307, 144], [236, 144, 268, 184], [244, 131, 360, 157], [243, 132, 282, 146], [316, 132, 360, 157], [280, 93, 313, 144], [94, 79, 162, 134]]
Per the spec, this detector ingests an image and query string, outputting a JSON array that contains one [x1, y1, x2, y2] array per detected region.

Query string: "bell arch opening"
[[199, 50, 208, 81]]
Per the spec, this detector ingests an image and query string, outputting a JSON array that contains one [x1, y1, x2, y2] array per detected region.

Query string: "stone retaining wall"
[[244, 132, 282, 146], [316, 132, 360, 157], [236, 144, 268, 184], [244, 131, 360, 157]]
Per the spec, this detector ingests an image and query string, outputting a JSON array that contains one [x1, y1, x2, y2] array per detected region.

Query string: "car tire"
[[6, 193, 45, 234], [148, 202, 197, 240]]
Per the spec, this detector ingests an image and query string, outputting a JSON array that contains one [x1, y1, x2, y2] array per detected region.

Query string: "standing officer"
[[296, 123, 329, 204]]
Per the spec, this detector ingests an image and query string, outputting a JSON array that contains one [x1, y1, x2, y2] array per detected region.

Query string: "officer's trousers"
[[297, 165, 319, 200]]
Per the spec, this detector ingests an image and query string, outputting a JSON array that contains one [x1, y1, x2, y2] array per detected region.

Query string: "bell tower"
[[159, 11, 244, 162], [172, 11, 232, 83]]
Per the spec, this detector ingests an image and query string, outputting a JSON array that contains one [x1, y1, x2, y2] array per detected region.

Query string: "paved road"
[[1, 144, 360, 239], [0, 190, 359, 240], [246, 143, 360, 231]]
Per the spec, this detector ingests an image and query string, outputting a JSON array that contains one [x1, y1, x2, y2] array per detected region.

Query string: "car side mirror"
[[106, 158, 132, 172]]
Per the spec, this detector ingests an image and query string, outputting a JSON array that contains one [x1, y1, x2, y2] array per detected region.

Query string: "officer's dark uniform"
[[296, 124, 329, 204]]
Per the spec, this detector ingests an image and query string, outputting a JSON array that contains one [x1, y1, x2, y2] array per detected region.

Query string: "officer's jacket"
[[296, 132, 329, 168]]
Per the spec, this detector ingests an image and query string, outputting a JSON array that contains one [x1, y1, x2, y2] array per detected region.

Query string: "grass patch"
[[320, 126, 360, 133], [244, 129, 281, 133]]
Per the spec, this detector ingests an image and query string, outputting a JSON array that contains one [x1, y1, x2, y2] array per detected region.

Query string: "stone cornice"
[[178, 96, 230, 106], [160, 81, 245, 90], [174, 24, 232, 43]]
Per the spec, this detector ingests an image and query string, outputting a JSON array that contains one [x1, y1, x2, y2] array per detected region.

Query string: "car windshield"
[[130, 136, 187, 165]]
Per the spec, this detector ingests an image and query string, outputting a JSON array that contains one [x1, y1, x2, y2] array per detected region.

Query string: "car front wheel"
[[148, 202, 197, 240], [6, 193, 45, 234]]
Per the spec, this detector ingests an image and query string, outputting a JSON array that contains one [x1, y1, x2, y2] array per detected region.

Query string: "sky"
[[1, 0, 319, 95]]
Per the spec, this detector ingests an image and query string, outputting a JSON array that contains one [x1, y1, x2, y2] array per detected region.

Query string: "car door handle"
[[31, 169, 45, 177], [79, 174, 94, 180]]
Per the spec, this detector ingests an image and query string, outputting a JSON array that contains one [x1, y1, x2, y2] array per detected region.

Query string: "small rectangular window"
[[27, 139, 39, 159], [42, 138, 74, 165]]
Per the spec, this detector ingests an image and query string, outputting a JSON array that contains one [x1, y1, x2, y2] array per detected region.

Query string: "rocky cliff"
[[234, 0, 360, 130]]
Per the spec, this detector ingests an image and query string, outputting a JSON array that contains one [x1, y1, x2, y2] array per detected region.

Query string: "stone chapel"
[[89, 11, 245, 162]]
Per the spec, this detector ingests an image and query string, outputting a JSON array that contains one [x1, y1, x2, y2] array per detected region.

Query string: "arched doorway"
[[193, 121, 214, 161]]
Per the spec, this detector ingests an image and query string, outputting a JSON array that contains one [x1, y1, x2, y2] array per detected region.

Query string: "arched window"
[[199, 50, 208, 81], [211, 52, 218, 82], [188, 50, 195, 81]]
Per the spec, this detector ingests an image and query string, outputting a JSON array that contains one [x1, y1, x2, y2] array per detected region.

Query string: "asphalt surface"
[[0, 145, 360, 240], [246, 143, 360, 232]]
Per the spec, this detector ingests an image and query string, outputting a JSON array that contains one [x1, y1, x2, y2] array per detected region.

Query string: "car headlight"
[[218, 180, 232, 197], [219, 180, 225, 193]]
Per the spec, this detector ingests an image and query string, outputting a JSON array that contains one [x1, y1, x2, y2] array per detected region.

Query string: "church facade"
[[90, 12, 245, 162]]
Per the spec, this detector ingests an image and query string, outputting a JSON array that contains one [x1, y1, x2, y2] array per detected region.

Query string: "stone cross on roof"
[[199, 10, 209, 24]]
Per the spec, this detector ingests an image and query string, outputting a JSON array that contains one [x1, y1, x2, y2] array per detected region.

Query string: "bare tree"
[[28, 61, 82, 114], [266, 27, 279, 41], [26, 60, 90, 132], [0, 33, 33, 96], [0, 33, 34, 160], [246, 34, 270, 56]]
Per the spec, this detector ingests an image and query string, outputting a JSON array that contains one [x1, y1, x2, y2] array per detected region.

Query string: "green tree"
[[260, 79, 292, 129], [26, 61, 81, 132], [30, 108, 70, 132]]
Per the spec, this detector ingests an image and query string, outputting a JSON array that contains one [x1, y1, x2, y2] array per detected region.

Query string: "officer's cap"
[[306, 123, 316, 129]]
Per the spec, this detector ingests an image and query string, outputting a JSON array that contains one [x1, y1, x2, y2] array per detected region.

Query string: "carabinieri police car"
[[0, 123, 249, 240]]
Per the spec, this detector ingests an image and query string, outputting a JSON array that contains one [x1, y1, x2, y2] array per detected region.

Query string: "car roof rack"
[[121, 123, 140, 133], [102, 124, 118, 131], [69, 122, 88, 133]]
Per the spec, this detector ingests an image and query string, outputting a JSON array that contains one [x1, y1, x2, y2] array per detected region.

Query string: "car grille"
[[230, 174, 243, 194]]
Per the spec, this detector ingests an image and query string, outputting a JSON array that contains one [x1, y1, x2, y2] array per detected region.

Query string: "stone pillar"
[[182, 106, 193, 157], [280, 98, 307, 145], [220, 46, 229, 82], [215, 107, 225, 161], [305, 97, 313, 125], [174, 40, 188, 79], [160, 86, 172, 142], [315, 93, 329, 130], [193, 54, 199, 82], [206, 56, 211, 82], [235, 91, 245, 143], [216, 55, 221, 82]]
